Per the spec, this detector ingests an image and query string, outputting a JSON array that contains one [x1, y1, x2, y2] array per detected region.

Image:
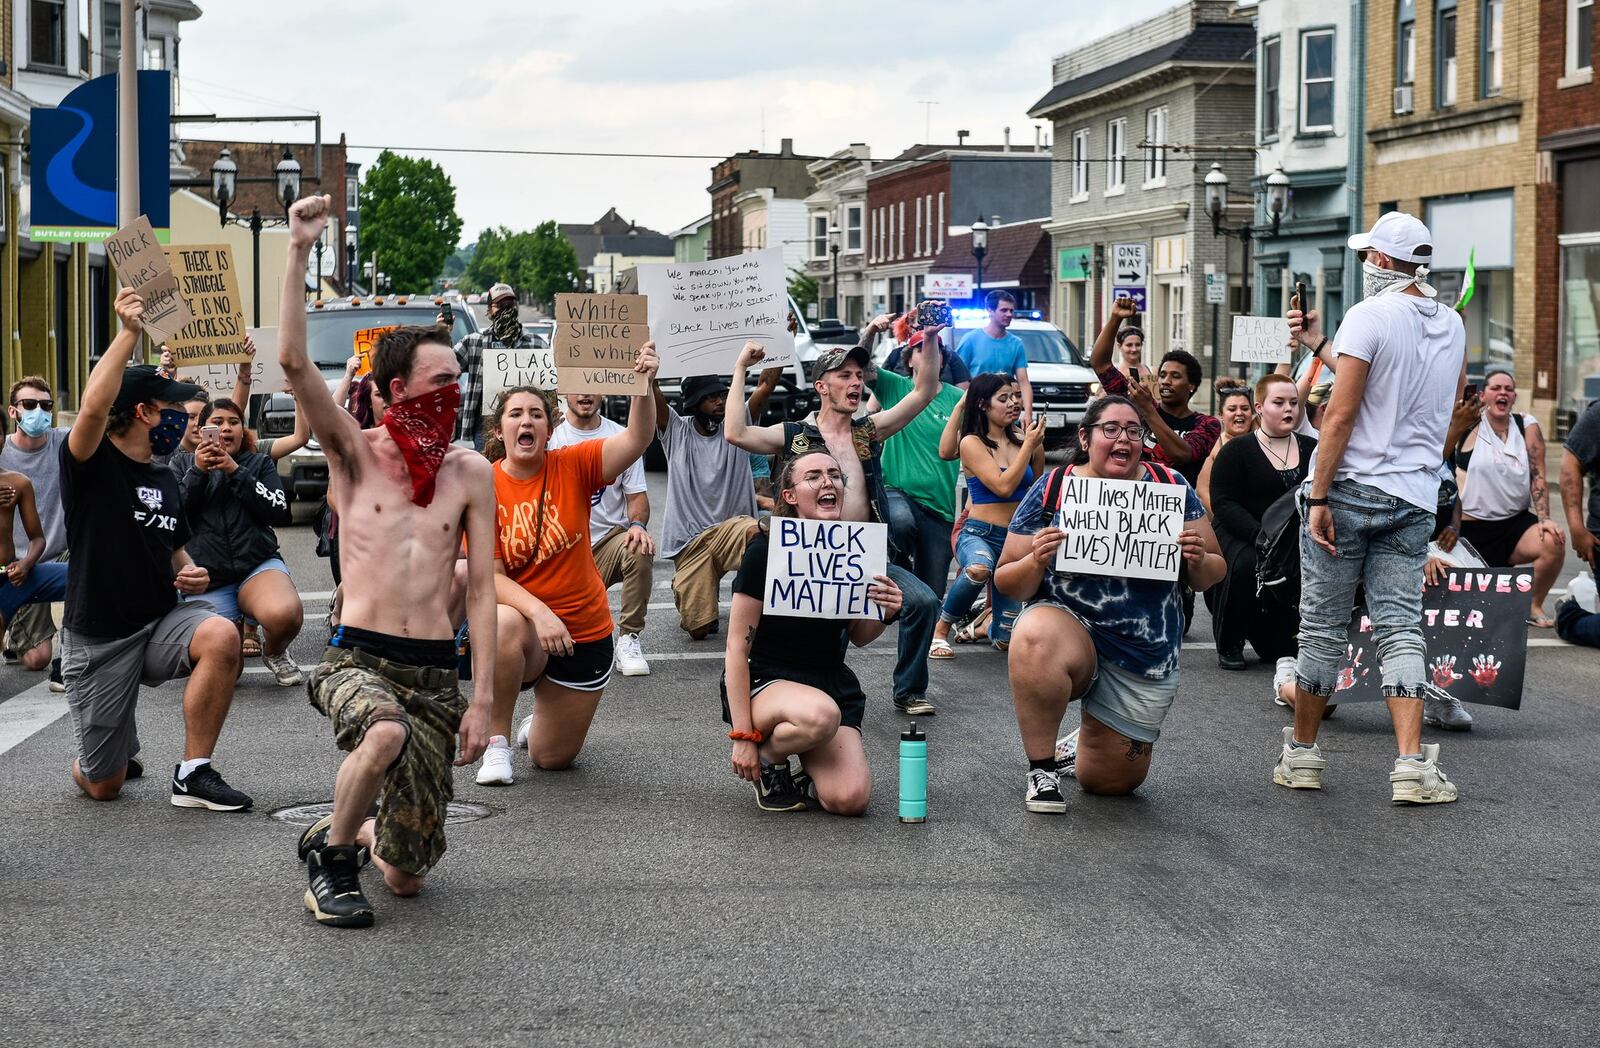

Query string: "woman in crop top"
[[929, 373, 1045, 656]]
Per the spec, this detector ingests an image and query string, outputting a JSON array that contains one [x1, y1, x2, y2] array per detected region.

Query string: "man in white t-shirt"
[[548, 392, 654, 676], [1273, 211, 1467, 805]]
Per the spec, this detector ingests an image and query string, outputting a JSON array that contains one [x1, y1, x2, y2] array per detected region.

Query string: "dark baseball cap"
[[113, 364, 205, 411], [813, 345, 870, 376], [680, 374, 730, 412]]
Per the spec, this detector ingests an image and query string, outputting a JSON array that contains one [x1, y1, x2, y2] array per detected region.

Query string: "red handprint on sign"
[[1429, 655, 1463, 690], [1335, 645, 1368, 692], [1469, 654, 1501, 688]]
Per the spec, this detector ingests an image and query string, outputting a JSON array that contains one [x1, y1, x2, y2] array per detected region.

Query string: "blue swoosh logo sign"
[[44, 106, 117, 220]]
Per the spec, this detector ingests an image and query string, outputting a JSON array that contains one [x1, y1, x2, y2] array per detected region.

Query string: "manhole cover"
[[269, 801, 494, 827]]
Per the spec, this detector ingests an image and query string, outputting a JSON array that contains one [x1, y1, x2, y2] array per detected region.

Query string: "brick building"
[[926, 220, 1054, 319], [1363, 1, 1544, 417], [706, 139, 818, 260], [1537, 0, 1600, 431], [864, 143, 1050, 317]]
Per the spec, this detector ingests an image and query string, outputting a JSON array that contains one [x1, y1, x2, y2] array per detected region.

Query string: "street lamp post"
[[209, 147, 303, 326], [971, 218, 989, 306], [827, 225, 841, 321], [1204, 161, 1290, 410]]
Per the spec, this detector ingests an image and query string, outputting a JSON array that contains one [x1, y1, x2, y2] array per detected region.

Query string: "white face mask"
[[1362, 258, 1437, 299]]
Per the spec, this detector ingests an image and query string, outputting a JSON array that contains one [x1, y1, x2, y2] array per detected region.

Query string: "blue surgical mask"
[[149, 408, 190, 456], [16, 407, 51, 438]]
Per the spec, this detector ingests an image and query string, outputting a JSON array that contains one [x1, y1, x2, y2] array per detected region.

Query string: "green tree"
[[788, 268, 818, 319], [461, 221, 579, 310], [358, 150, 464, 293]]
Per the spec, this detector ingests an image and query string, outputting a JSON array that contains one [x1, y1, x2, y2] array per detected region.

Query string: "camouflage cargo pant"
[[309, 646, 466, 877]]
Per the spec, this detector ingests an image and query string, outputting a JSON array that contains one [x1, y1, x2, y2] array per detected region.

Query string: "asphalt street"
[[2, 470, 1598, 1047]]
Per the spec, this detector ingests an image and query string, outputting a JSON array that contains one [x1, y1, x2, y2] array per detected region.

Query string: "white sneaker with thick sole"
[[614, 633, 650, 676], [514, 714, 533, 750], [262, 651, 305, 687], [475, 736, 514, 786], [1390, 744, 1459, 804], [1272, 725, 1326, 789], [1273, 657, 1296, 708]]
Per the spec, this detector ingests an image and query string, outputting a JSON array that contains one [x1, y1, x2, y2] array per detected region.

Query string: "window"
[[1071, 129, 1091, 198], [1166, 282, 1187, 353], [1260, 37, 1281, 139], [1144, 106, 1168, 184], [888, 205, 896, 261], [845, 204, 863, 252], [30, 0, 68, 68], [1437, 0, 1458, 107], [811, 213, 829, 260], [1398, 0, 1417, 86], [346, 177, 359, 212], [913, 196, 923, 256], [1106, 118, 1126, 192], [925, 195, 934, 253], [1572, 0, 1595, 74], [144, 36, 167, 71], [936, 192, 945, 252], [898, 201, 906, 258], [1482, 1, 1504, 96], [1299, 30, 1335, 132]]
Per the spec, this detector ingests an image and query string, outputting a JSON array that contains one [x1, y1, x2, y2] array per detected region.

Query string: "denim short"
[[193, 558, 291, 623]]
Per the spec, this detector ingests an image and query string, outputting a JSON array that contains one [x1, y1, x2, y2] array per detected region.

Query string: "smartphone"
[[439, 301, 454, 328], [916, 300, 952, 330], [1129, 365, 1141, 383], [1463, 382, 1479, 402], [200, 424, 221, 442], [1294, 281, 1307, 313]]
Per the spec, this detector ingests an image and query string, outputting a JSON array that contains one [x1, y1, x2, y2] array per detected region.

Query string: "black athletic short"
[[1460, 510, 1539, 567], [720, 659, 866, 730], [523, 634, 614, 693]]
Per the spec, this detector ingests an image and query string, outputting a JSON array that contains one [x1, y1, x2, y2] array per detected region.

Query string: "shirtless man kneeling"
[[278, 195, 496, 928]]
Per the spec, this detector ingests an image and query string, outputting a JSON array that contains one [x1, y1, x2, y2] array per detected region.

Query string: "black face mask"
[[491, 308, 522, 343]]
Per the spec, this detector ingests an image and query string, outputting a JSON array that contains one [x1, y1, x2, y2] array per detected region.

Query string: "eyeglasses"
[[799, 468, 846, 488], [13, 399, 52, 412], [1091, 422, 1147, 441]]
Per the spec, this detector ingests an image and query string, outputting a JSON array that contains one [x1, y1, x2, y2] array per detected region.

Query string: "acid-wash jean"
[[1295, 479, 1433, 699]]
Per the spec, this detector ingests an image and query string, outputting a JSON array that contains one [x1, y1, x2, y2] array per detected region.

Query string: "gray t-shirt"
[[1, 428, 70, 559], [1563, 399, 1600, 537], [658, 410, 757, 559]]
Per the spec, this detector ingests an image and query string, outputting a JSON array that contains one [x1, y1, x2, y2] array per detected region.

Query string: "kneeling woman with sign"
[[721, 451, 903, 814], [995, 395, 1225, 812], [480, 346, 657, 786]]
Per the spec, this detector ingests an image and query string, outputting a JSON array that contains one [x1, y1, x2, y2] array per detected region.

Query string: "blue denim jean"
[[1295, 479, 1433, 698], [1556, 549, 1600, 649], [885, 487, 955, 600], [939, 519, 1019, 644], [887, 562, 937, 700]]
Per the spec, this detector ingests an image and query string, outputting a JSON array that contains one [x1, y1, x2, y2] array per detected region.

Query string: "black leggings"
[[1208, 550, 1299, 660]]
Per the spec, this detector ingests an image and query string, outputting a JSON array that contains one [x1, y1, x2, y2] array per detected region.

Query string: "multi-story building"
[[1029, 0, 1256, 371], [1247, 0, 1364, 330], [1364, 1, 1542, 412], [591, 228, 674, 294], [803, 145, 872, 324], [669, 215, 711, 263], [926, 219, 1055, 320], [1537, 0, 1600, 431], [706, 139, 818, 260], [864, 141, 1050, 316]]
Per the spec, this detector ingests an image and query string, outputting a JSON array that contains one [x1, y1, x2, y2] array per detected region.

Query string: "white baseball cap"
[[1346, 211, 1433, 264], [488, 282, 517, 303]]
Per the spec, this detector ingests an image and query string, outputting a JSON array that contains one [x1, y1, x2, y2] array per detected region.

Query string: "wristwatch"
[[1305, 496, 1329, 507], [627, 521, 648, 530]]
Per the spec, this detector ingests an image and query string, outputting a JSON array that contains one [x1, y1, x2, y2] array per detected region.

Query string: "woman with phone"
[[168, 398, 303, 686], [929, 373, 1045, 658]]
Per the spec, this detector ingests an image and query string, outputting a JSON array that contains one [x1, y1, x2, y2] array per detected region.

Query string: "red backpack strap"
[[1045, 464, 1073, 512], [1143, 461, 1178, 485]]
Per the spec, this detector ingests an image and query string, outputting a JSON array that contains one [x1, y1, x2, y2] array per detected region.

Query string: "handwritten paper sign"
[[1053, 475, 1186, 581], [484, 343, 558, 404], [189, 328, 286, 398], [553, 293, 649, 397], [164, 244, 248, 365], [104, 216, 194, 342], [1230, 315, 1293, 364], [1334, 568, 1531, 709], [351, 325, 398, 377], [635, 247, 797, 379], [764, 519, 888, 620]]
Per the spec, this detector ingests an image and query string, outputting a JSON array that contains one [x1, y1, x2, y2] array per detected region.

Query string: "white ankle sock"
[[176, 757, 211, 780]]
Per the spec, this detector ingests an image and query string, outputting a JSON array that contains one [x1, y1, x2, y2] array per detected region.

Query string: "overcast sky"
[[180, 1, 1173, 244]]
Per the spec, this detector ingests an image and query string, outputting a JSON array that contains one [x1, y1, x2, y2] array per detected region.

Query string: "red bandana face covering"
[[382, 384, 461, 507]]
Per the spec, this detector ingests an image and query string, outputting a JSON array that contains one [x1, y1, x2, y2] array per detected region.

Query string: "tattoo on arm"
[[744, 625, 756, 646], [1125, 739, 1148, 761]]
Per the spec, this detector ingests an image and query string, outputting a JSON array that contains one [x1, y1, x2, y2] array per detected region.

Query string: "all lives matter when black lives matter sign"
[[1053, 474, 1186, 581]]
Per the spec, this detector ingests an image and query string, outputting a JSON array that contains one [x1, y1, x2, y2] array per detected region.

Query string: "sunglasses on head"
[[13, 398, 52, 412]]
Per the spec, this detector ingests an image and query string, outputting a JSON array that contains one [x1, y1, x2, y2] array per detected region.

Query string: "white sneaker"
[[1054, 729, 1079, 779], [1390, 744, 1459, 805], [1272, 725, 1326, 790], [262, 651, 305, 687], [475, 736, 514, 786], [1273, 657, 1297, 708], [514, 714, 533, 750], [614, 633, 650, 676]]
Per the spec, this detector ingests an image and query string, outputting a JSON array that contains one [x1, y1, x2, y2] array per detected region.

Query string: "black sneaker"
[[894, 694, 936, 716], [125, 757, 143, 781], [790, 766, 817, 804], [1025, 768, 1068, 814], [170, 763, 253, 812], [1217, 646, 1247, 671], [754, 762, 808, 812], [304, 845, 375, 928], [297, 801, 380, 862], [48, 658, 65, 693]]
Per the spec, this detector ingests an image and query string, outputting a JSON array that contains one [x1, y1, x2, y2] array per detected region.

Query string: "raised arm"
[[651, 378, 673, 435], [872, 327, 942, 440], [939, 391, 967, 461], [230, 333, 257, 406], [745, 362, 784, 421], [724, 341, 787, 455], [1091, 297, 1139, 375], [278, 195, 362, 463], [269, 391, 313, 461], [68, 289, 146, 463], [600, 342, 660, 484]]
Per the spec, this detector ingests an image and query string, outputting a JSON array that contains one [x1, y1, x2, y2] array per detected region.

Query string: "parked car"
[[522, 319, 554, 347], [259, 294, 482, 502]]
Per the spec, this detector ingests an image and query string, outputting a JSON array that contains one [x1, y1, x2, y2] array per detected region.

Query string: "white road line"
[[0, 682, 67, 758]]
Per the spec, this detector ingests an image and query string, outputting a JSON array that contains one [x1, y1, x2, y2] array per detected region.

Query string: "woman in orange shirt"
[[474, 342, 658, 786]]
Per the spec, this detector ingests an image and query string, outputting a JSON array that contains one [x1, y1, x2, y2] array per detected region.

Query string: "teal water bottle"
[[899, 721, 927, 823]]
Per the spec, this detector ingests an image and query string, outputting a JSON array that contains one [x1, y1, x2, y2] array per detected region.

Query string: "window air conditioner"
[[1392, 86, 1413, 115]]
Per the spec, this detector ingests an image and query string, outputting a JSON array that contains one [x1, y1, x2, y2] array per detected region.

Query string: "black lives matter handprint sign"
[[1334, 568, 1531, 710]]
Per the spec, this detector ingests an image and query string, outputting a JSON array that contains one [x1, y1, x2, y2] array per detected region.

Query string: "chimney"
[[991, 215, 1001, 227], [1034, 125, 1042, 153], [780, 137, 793, 156], [1003, 126, 1011, 152], [957, 129, 969, 147]]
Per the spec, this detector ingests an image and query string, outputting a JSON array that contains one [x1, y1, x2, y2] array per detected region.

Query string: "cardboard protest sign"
[[635, 247, 797, 379], [1053, 474, 1186, 581], [553, 293, 649, 397], [188, 328, 286, 398], [764, 519, 889, 620], [1230, 315, 1293, 364], [1333, 568, 1531, 709], [351, 325, 398, 378], [104, 216, 194, 342], [164, 244, 248, 365], [484, 343, 558, 404]]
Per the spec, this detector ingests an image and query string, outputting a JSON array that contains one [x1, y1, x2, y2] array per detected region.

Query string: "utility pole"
[[115, 0, 138, 227]]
